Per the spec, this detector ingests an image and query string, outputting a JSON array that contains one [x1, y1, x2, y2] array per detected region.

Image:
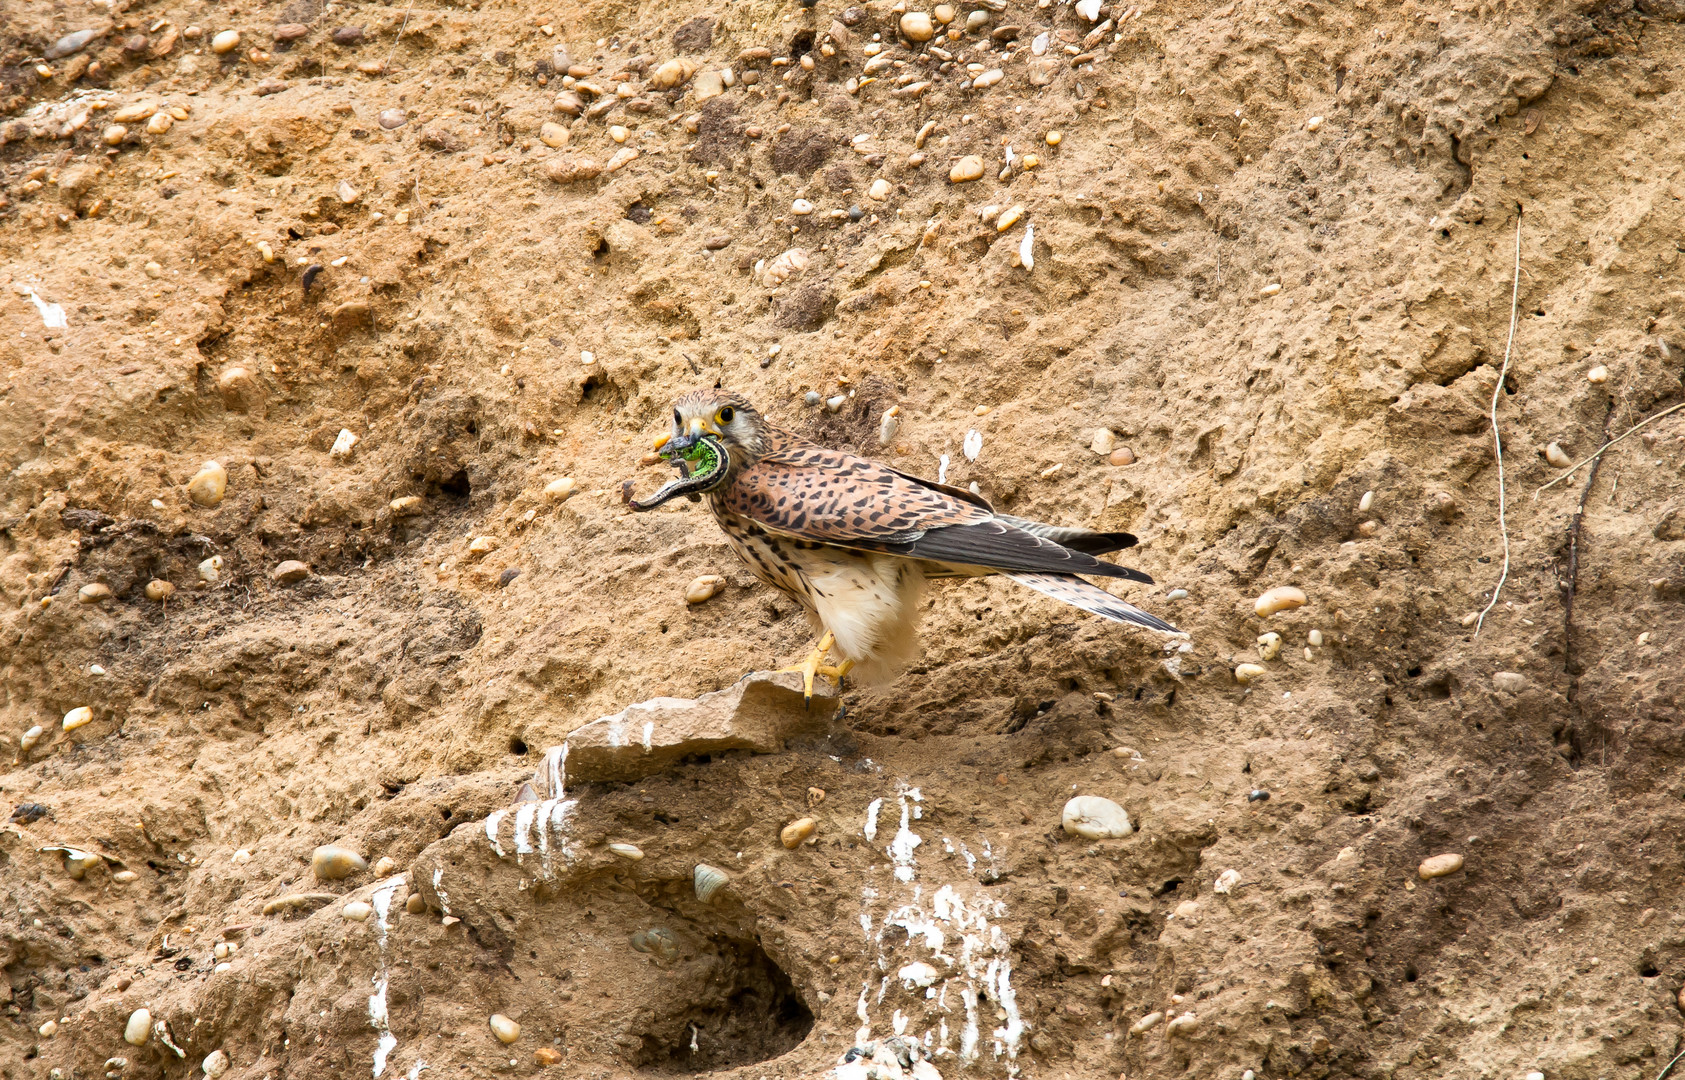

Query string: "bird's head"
[[654, 389, 767, 463], [629, 390, 764, 512]]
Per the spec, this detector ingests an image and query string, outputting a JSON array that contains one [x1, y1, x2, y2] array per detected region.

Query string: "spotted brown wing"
[[720, 445, 1151, 582]]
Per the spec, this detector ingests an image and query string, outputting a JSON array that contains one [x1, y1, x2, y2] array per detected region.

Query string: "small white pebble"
[[1307, 115, 1324, 131], [1358, 489, 1374, 512], [1587, 365, 1608, 383], [1166, 588, 1188, 601], [1307, 629, 1324, 647], [1260, 282, 1282, 296]]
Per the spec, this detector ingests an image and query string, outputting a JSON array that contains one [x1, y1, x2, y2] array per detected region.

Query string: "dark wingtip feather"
[[1058, 530, 1140, 555]]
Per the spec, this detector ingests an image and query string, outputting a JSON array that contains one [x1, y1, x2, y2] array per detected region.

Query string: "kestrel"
[[631, 389, 1177, 699]]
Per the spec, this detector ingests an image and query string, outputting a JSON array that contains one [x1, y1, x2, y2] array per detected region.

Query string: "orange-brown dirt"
[[3, 0, 1685, 1077]]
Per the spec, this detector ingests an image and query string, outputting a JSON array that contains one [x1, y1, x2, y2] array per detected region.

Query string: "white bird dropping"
[[963, 430, 982, 461], [1019, 224, 1034, 272]]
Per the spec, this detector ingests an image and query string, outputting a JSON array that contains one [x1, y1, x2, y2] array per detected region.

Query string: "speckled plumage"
[[656, 390, 1177, 680]]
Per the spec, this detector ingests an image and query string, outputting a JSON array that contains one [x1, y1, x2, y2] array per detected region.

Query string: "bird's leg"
[[778, 631, 848, 703]]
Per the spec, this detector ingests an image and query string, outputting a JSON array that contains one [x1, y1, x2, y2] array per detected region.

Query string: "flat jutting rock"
[[528, 670, 838, 790]]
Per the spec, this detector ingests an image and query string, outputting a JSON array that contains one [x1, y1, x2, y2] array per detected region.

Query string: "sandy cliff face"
[[2, 0, 1685, 1076]]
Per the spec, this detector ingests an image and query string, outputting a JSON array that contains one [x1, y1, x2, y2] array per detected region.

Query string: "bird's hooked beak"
[[652, 414, 718, 454]]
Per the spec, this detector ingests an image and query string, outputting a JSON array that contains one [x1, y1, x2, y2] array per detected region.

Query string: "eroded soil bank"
[[3, 0, 1685, 1077]]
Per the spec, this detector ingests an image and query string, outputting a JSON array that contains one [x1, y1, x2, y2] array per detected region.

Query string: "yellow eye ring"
[[718, 406, 735, 425]]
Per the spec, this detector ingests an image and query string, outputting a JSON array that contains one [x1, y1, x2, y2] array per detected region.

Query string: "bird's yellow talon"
[[778, 633, 847, 702]]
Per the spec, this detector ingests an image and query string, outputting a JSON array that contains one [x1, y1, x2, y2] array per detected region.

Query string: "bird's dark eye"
[[718, 406, 735, 424]]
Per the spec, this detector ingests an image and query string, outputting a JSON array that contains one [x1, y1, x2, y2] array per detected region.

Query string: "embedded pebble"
[[124, 1009, 152, 1046], [630, 927, 679, 959], [967, 10, 992, 30], [390, 495, 424, 516], [311, 844, 368, 880], [147, 112, 174, 135], [214, 941, 236, 958], [539, 121, 569, 148], [545, 155, 601, 183], [202, 1050, 231, 1078], [113, 103, 155, 123], [1418, 852, 1464, 879], [1307, 629, 1324, 647], [935, 3, 956, 21], [535, 1047, 562, 1066], [48, 29, 104, 59], [217, 366, 264, 411], [949, 156, 984, 182], [826, 395, 847, 412], [996, 204, 1023, 231], [901, 11, 935, 40], [1256, 632, 1282, 661], [973, 68, 1003, 88], [378, 108, 408, 129], [146, 576, 174, 600], [1234, 663, 1267, 685], [685, 575, 724, 604], [694, 863, 730, 903], [544, 477, 577, 502], [1254, 586, 1307, 617], [1108, 446, 1136, 466], [1213, 868, 1241, 893], [231, 848, 252, 864], [489, 1014, 521, 1044], [1166, 1012, 1200, 1037], [1545, 441, 1573, 468], [1307, 115, 1324, 131], [272, 560, 310, 584], [868, 178, 891, 201], [468, 536, 498, 557], [78, 582, 113, 604], [1045, 130, 1062, 147], [609, 125, 629, 143], [62, 707, 93, 732], [372, 855, 397, 877], [198, 556, 224, 585], [330, 428, 359, 459], [102, 124, 128, 146], [406, 893, 426, 914], [879, 406, 901, 445], [1492, 671, 1528, 694], [792, 198, 815, 215], [20, 726, 43, 752], [608, 842, 644, 860], [1166, 588, 1188, 601], [1060, 795, 1132, 839], [211, 29, 241, 54], [187, 461, 228, 507], [804, 391, 822, 406], [342, 900, 373, 921], [1587, 365, 1608, 383], [781, 817, 817, 848], [898, 961, 940, 988], [113, 869, 138, 883], [1359, 489, 1375, 512], [39, 1019, 58, 1037], [1261, 282, 1283, 296], [1129, 1011, 1164, 1036], [1090, 428, 1117, 456]]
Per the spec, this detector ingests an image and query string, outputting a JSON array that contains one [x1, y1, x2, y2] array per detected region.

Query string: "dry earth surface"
[[2, 0, 1685, 1077]]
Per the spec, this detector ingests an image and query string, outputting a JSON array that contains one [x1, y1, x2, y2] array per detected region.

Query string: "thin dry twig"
[[1561, 402, 1616, 681], [385, 2, 417, 72], [1535, 399, 1685, 495], [1475, 211, 1525, 637]]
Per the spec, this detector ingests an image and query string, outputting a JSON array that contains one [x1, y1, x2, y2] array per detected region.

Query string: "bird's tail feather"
[[1005, 572, 1180, 634]]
